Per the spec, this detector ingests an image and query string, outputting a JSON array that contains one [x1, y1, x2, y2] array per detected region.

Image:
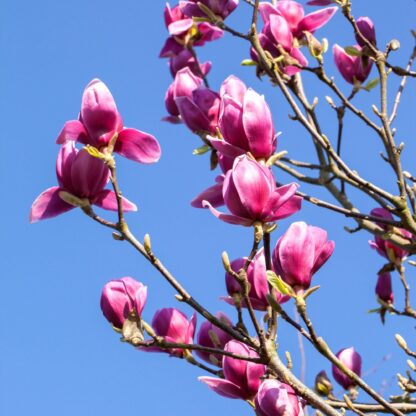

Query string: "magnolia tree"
[[30, 0, 416, 414]]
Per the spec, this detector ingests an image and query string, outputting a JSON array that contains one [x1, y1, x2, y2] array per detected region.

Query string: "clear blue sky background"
[[1, 1, 416, 415]]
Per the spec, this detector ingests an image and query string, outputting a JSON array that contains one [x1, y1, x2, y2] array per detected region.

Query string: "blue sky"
[[1, 1, 416, 415]]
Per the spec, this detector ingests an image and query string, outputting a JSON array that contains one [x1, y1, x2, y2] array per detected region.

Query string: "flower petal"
[[202, 200, 253, 226], [198, 377, 245, 399], [30, 186, 74, 223], [116, 128, 161, 164], [56, 120, 88, 145], [297, 6, 337, 36], [93, 189, 137, 212], [191, 176, 225, 208]]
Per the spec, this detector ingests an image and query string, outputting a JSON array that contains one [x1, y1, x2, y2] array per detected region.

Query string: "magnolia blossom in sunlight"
[[202, 155, 301, 226], [196, 312, 234, 366], [176, 86, 221, 134], [356, 17, 377, 47], [224, 248, 289, 311], [333, 44, 373, 85], [376, 272, 394, 304], [100, 277, 147, 329], [149, 308, 197, 357], [368, 208, 412, 264], [252, 1, 337, 74], [30, 142, 136, 222], [199, 340, 265, 400], [164, 67, 203, 122], [209, 76, 277, 160], [159, 3, 223, 58], [272, 221, 334, 291], [56, 79, 161, 164], [180, 0, 239, 20], [254, 379, 304, 416], [332, 347, 362, 389]]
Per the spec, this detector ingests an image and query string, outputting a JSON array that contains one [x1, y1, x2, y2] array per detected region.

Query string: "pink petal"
[[56, 141, 78, 190], [209, 137, 245, 159], [30, 186, 74, 223], [243, 89, 275, 158], [258, 2, 280, 25], [159, 37, 185, 58], [93, 189, 137, 212], [56, 120, 88, 145], [198, 377, 245, 399], [116, 128, 161, 164], [191, 176, 225, 208], [297, 6, 337, 35], [168, 19, 194, 36], [202, 200, 253, 226], [220, 76, 247, 103], [195, 22, 223, 43], [269, 14, 293, 51], [276, 0, 305, 31], [176, 96, 211, 133]]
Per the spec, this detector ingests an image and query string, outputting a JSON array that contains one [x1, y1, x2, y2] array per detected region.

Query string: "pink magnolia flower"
[[150, 308, 197, 357], [332, 347, 362, 390], [159, 3, 223, 58], [180, 0, 239, 20], [196, 312, 234, 366], [164, 67, 203, 123], [252, 1, 337, 74], [254, 379, 304, 416], [202, 155, 302, 226], [356, 17, 376, 47], [333, 44, 373, 84], [30, 142, 136, 223], [100, 277, 147, 329], [210, 76, 277, 160], [199, 340, 266, 400], [272, 221, 334, 291], [368, 208, 412, 264], [376, 272, 394, 304], [168, 49, 212, 77], [56, 79, 161, 164], [176, 86, 221, 134], [224, 248, 290, 311]]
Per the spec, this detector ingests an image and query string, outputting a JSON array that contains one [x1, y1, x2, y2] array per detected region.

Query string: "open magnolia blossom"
[[56, 79, 161, 164], [199, 340, 265, 400], [30, 142, 136, 222], [180, 0, 239, 20], [202, 155, 302, 226]]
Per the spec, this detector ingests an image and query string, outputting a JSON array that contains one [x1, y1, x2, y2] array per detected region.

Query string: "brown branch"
[[327, 399, 416, 414]]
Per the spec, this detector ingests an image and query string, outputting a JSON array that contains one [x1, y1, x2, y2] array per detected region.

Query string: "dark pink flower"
[[272, 221, 334, 291], [159, 3, 223, 57], [164, 67, 203, 122], [332, 347, 362, 390], [333, 44, 373, 84], [224, 248, 290, 311], [376, 272, 394, 304], [203, 155, 302, 226], [356, 17, 376, 47], [307, 0, 336, 5], [199, 340, 265, 400], [180, 0, 239, 20], [150, 308, 197, 357], [254, 379, 304, 416], [56, 79, 161, 164], [368, 208, 412, 264], [210, 77, 277, 160], [196, 312, 234, 366], [100, 277, 147, 329], [191, 175, 225, 209], [30, 142, 136, 222], [176, 86, 221, 134]]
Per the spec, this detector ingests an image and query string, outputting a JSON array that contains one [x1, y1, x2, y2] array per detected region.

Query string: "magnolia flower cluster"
[[30, 79, 161, 222]]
